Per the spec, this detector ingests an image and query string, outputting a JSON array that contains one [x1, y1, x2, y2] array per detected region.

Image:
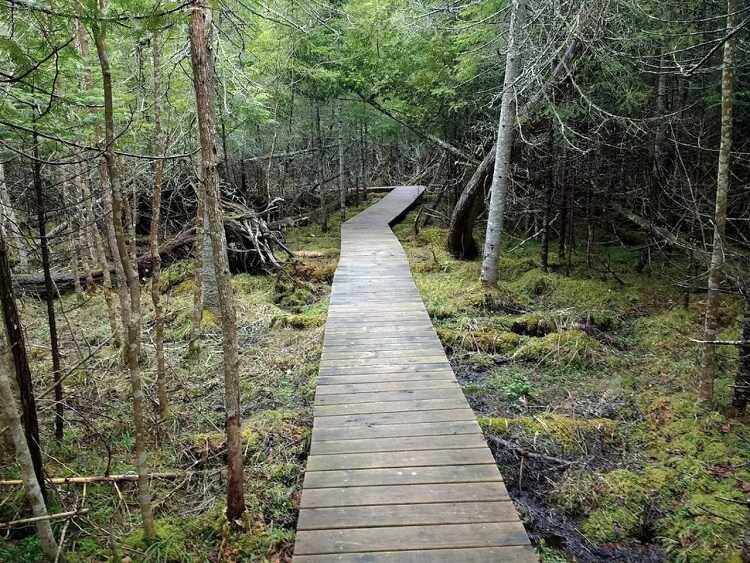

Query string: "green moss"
[[479, 414, 618, 454], [437, 323, 520, 353], [513, 329, 604, 367], [0, 535, 43, 563], [125, 519, 189, 561], [273, 300, 328, 329], [510, 313, 557, 336]]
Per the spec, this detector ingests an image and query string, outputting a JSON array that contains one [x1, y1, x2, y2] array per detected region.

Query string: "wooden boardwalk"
[[293, 186, 537, 562]]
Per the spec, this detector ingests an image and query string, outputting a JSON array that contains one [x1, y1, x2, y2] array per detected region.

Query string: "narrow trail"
[[293, 186, 536, 562]]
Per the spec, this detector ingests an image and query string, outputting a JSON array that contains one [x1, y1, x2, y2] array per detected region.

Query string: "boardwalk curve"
[[293, 186, 537, 562]]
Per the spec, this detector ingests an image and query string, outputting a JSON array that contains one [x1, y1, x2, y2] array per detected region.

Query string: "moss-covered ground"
[[392, 214, 748, 563], [1, 195, 747, 562], [0, 200, 376, 562]]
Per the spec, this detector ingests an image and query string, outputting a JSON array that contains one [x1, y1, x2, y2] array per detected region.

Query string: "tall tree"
[[189, 0, 246, 521], [479, 0, 526, 286], [150, 30, 168, 420], [698, 0, 737, 406], [91, 2, 156, 538]]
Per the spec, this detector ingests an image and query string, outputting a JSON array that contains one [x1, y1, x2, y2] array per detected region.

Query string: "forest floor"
[[0, 194, 748, 562]]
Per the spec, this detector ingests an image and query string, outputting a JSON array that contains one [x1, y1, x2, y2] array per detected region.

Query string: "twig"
[[0, 509, 89, 529]]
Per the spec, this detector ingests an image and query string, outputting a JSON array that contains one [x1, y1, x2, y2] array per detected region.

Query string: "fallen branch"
[[0, 509, 89, 529], [487, 435, 574, 466], [0, 472, 180, 486]]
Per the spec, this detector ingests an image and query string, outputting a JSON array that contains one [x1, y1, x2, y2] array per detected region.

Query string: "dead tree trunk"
[[479, 0, 526, 286], [189, 0, 246, 522], [150, 30, 168, 420], [699, 0, 736, 406], [32, 130, 64, 442]]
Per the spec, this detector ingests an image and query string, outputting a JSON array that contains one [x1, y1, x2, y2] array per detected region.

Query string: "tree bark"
[[338, 102, 346, 220], [0, 234, 46, 501], [32, 130, 64, 442], [699, 0, 736, 406], [92, 8, 156, 538], [189, 0, 246, 522], [732, 286, 750, 415], [315, 102, 327, 232], [0, 164, 29, 271], [0, 316, 58, 561], [480, 0, 526, 286], [150, 31, 168, 420], [189, 175, 205, 358]]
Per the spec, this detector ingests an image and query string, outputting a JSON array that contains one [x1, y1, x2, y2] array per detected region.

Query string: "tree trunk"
[[541, 127, 554, 272], [0, 317, 58, 561], [189, 0, 246, 522], [732, 287, 750, 415], [92, 11, 156, 538], [699, 0, 736, 406], [338, 102, 346, 220], [480, 0, 526, 286], [0, 234, 46, 501], [446, 38, 579, 261], [447, 148, 494, 259], [0, 163, 29, 271], [189, 174, 205, 358], [94, 161, 120, 347], [32, 130, 64, 442], [315, 102, 327, 232], [150, 31, 168, 420], [202, 211, 220, 312]]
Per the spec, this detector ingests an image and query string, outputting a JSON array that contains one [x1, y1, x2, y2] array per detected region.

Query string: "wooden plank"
[[300, 482, 510, 509], [315, 380, 459, 395], [314, 398, 469, 417], [317, 372, 456, 385], [312, 408, 477, 429], [294, 546, 538, 563], [314, 388, 465, 406], [311, 420, 480, 441], [306, 448, 495, 471], [303, 463, 501, 488], [297, 500, 514, 529], [294, 522, 530, 555], [310, 433, 486, 455]]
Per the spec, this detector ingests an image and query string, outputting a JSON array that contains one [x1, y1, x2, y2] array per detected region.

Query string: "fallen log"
[[0, 472, 181, 487], [13, 202, 305, 298]]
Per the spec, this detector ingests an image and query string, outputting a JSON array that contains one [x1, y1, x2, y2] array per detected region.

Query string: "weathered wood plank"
[[314, 398, 469, 417], [297, 501, 515, 530], [312, 408, 477, 428], [294, 546, 538, 563], [311, 420, 480, 441], [314, 388, 466, 406], [309, 433, 486, 455], [303, 463, 501, 488], [294, 522, 530, 554], [306, 448, 495, 471]]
